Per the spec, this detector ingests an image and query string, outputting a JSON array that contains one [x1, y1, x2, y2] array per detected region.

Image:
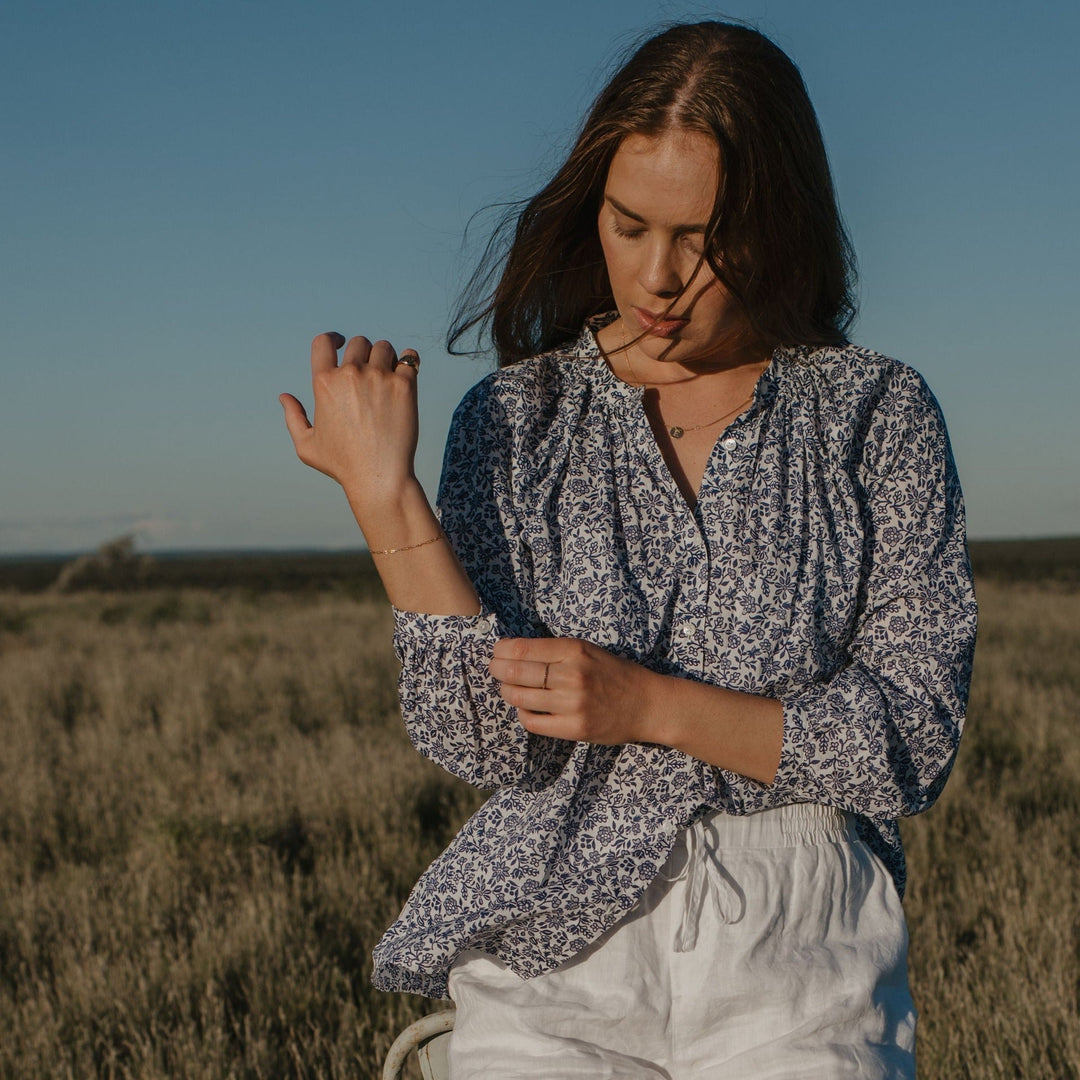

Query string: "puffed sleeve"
[[723, 368, 977, 819], [392, 377, 555, 789]]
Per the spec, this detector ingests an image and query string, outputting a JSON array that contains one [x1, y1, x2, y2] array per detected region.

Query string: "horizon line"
[[2, 535, 1080, 563]]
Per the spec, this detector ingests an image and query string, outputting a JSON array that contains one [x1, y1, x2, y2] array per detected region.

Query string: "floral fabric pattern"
[[372, 315, 977, 998]]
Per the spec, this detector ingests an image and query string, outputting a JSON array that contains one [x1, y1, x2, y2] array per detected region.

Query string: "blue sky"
[[2, 0, 1078, 554]]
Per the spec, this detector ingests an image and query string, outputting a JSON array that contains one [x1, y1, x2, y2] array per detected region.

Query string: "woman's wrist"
[[345, 477, 432, 546], [632, 665, 679, 747], [641, 673, 783, 785], [343, 478, 480, 616]]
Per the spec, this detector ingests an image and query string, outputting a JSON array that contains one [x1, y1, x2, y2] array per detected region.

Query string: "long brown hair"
[[448, 21, 857, 366]]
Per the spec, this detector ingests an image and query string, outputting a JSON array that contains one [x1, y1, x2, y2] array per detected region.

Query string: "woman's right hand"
[[280, 332, 421, 518]]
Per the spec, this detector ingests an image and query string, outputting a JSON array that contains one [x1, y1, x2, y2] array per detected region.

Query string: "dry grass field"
[[0, 549, 1077, 1078]]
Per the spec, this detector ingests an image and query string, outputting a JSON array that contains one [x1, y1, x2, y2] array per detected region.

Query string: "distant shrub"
[[50, 535, 154, 593]]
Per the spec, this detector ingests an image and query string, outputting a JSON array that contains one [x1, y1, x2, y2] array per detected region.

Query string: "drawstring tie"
[[663, 816, 746, 952]]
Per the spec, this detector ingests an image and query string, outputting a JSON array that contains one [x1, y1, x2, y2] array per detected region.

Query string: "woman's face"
[[598, 129, 752, 376]]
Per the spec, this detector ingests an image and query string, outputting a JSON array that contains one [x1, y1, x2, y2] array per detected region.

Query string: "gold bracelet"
[[368, 532, 445, 556]]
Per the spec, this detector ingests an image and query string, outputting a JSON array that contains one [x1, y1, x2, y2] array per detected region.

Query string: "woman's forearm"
[[643, 671, 783, 786], [346, 479, 480, 616]]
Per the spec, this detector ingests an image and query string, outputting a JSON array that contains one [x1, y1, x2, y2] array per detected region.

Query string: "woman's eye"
[[610, 221, 644, 240], [680, 234, 705, 255]]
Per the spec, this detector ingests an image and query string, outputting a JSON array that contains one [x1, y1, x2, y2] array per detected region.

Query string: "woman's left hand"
[[489, 637, 662, 745]]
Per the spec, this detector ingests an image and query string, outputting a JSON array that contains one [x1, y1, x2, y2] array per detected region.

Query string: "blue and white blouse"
[[372, 315, 977, 999]]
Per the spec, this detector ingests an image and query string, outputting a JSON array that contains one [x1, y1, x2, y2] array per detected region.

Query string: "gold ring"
[[542, 663, 550, 690], [396, 354, 419, 369]]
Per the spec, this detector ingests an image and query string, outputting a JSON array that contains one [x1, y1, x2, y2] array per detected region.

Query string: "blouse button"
[[722, 437, 738, 452], [476, 615, 494, 634], [676, 623, 694, 639]]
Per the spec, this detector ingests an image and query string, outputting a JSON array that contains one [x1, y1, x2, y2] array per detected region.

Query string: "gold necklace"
[[624, 348, 758, 439], [662, 394, 755, 439]]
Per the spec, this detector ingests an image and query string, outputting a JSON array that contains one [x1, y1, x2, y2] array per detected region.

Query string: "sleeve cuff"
[[391, 605, 501, 663], [771, 689, 820, 802]]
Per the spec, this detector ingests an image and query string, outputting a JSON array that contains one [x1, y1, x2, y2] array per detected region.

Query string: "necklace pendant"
[[669, 425, 684, 439]]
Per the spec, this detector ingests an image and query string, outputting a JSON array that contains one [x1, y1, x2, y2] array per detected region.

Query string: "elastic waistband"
[[693, 803, 856, 850]]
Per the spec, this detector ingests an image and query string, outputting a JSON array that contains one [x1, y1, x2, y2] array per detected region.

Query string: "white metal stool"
[[381, 1008, 456, 1080]]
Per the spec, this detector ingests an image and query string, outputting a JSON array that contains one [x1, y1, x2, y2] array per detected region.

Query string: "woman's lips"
[[632, 306, 689, 337]]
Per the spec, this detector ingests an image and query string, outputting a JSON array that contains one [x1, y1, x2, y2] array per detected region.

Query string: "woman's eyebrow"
[[605, 195, 706, 233]]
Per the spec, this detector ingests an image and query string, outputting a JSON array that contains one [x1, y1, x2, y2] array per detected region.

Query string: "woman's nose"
[[639, 241, 683, 298]]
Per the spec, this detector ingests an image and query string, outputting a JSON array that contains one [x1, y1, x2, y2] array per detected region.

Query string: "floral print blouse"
[[372, 315, 977, 999]]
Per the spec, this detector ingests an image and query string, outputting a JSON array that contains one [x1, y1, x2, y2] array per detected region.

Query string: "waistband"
[[693, 802, 856, 850], [665, 804, 857, 952]]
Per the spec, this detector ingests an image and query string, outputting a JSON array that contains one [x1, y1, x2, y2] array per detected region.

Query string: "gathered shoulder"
[[794, 342, 936, 410], [449, 337, 597, 457], [768, 341, 951, 490], [480, 339, 591, 410], [788, 340, 943, 428]]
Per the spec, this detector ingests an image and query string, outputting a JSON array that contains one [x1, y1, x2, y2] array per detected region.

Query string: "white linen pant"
[[447, 803, 915, 1079]]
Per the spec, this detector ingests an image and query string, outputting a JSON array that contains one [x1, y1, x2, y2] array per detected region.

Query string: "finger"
[[368, 339, 397, 372], [342, 335, 372, 366], [499, 683, 562, 715], [279, 393, 312, 442], [489, 656, 550, 689], [492, 637, 584, 662], [311, 332, 344, 375], [395, 349, 420, 379], [517, 709, 565, 733]]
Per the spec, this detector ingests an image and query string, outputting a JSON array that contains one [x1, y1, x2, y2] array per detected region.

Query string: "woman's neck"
[[595, 316, 772, 388]]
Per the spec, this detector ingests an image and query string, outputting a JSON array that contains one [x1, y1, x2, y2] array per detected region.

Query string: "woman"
[[281, 21, 976, 1078]]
